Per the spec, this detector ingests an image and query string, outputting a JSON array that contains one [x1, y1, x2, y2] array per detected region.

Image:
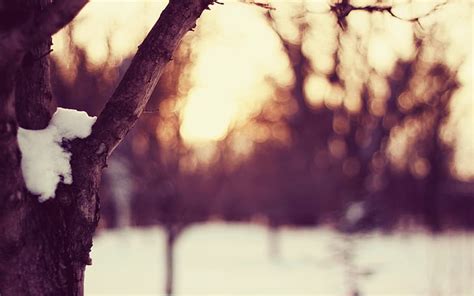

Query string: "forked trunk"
[[0, 0, 214, 294], [0, 43, 100, 295]]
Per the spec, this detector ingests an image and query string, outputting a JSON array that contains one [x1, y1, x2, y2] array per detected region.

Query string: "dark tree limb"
[[89, 0, 217, 156], [12, 0, 56, 130], [15, 38, 54, 129], [0, 0, 88, 66]]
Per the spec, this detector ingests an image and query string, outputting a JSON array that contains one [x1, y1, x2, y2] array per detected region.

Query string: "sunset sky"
[[52, 0, 473, 178]]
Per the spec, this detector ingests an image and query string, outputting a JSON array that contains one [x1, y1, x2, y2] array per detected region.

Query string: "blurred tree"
[[221, 0, 468, 235], [124, 38, 213, 296]]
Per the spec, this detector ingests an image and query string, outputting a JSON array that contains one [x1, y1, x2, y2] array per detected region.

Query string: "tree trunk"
[[268, 225, 280, 260], [0, 1, 96, 291], [0, 1, 215, 295], [165, 226, 177, 296], [0, 198, 92, 295]]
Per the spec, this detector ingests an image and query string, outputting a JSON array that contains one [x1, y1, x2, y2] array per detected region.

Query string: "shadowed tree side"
[[0, 0, 216, 295]]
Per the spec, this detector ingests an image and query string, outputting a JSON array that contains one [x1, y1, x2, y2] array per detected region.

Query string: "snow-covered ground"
[[85, 223, 474, 296]]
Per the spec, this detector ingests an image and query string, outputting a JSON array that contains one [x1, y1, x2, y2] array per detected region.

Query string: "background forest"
[[48, 0, 473, 294]]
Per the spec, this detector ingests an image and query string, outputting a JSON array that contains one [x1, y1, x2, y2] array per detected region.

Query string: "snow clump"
[[17, 108, 97, 202]]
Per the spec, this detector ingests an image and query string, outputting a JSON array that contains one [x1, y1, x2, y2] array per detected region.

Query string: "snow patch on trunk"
[[17, 108, 97, 202]]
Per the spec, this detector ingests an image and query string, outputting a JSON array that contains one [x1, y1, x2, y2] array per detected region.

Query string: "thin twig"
[[35, 49, 53, 61], [243, 1, 275, 10], [330, 0, 447, 29], [143, 109, 160, 114]]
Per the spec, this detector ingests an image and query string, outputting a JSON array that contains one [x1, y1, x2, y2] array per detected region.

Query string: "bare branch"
[[330, 0, 447, 29], [88, 0, 217, 157], [0, 0, 88, 66], [244, 1, 275, 10]]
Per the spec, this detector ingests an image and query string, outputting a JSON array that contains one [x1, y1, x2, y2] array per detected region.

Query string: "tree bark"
[[0, 0, 215, 295]]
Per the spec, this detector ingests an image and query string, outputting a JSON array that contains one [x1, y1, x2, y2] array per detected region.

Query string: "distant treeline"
[[52, 18, 474, 234]]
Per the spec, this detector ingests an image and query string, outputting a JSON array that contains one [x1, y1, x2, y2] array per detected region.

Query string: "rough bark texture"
[[0, 0, 88, 66], [15, 36, 54, 129], [0, 0, 215, 295]]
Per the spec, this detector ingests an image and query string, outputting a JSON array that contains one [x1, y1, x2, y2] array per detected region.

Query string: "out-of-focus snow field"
[[85, 223, 474, 296]]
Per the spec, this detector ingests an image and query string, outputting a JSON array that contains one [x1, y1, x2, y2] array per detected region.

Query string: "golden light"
[[51, 0, 474, 179], [180, 88, 236, 143], [179, 1, 292, 144]]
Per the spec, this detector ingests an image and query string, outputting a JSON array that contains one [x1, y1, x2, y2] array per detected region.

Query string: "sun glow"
[[51, 0, 473, 178], [179, 1, 292, 143]]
